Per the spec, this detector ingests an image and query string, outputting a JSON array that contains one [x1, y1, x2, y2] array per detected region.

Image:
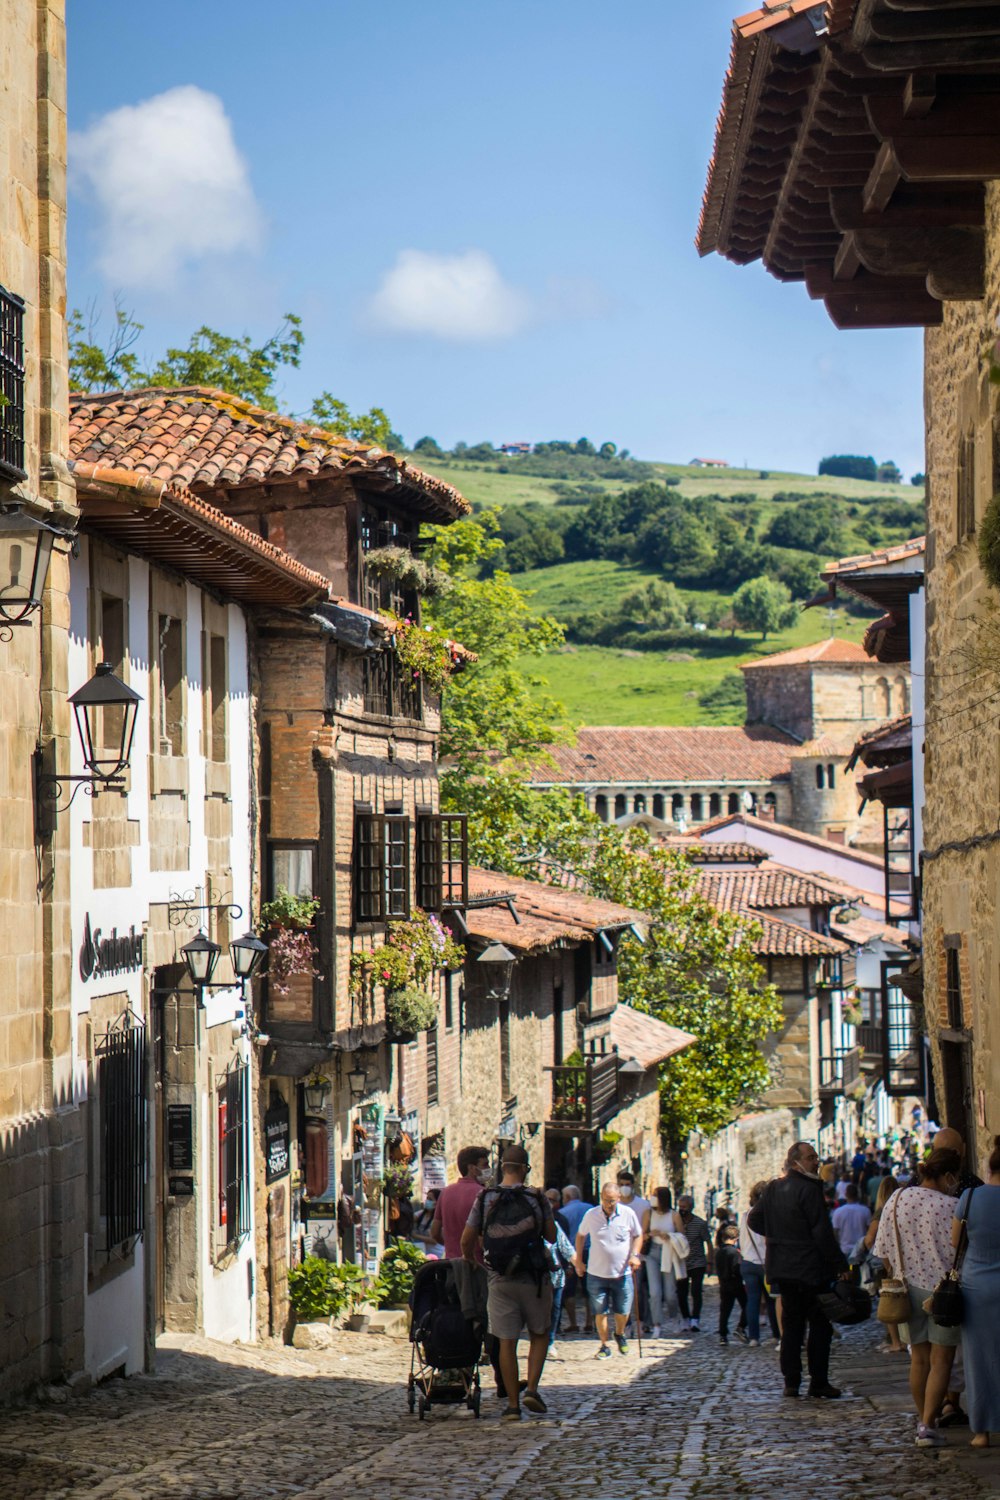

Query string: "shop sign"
[[79, 911, 143, 982], [265, 1099, 291, 1184], [422, 1154, 447, 1193], [167, 1104, 193, 1171]]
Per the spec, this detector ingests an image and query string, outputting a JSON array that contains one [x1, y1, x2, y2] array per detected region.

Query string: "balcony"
[[818, 1045, 862, 1098], [857, 1023, 883, 1065], [546, 1053, 621, 1133]]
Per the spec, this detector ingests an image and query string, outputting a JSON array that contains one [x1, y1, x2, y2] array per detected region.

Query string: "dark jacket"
[[746, 1171, 847, 1287]]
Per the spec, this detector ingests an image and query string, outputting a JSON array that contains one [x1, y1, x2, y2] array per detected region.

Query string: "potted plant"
[[287, 1255, 366, 1328], [363, 546, 452, 599], [385, 985, 438, 1043], [259, 887, 322, 995], [371, 1242, 425, 1309], [350, 910, 465, 1040], [592, 1130, 623, 1165], [842, 995, 863, 1028]]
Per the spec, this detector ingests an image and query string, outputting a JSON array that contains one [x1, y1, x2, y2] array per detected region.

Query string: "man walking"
[[675, 1196, 711, 1331], [431, 1145, 491, 1258], [560, 1185, 593, 1332], [830, 1183, 871, 1258], [617, 1171, 650, 1336], [461, 1145, 556, 1422], [574, 1182, 642, 1359], [747, 1140, 848, 1399]]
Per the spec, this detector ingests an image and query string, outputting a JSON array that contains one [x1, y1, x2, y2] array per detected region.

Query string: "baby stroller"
[[407, 1258, 484, 1420]]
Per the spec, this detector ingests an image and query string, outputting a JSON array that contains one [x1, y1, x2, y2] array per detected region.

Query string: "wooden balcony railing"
[[818, 1045, 862, 1098], [547, 1053, 620, 1131]]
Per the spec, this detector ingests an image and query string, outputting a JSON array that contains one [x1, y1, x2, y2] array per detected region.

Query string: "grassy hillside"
[[411, 452, 919, 728]]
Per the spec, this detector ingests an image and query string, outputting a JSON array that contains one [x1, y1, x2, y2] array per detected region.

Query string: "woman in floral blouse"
[[874, 1147, 962, 1448]]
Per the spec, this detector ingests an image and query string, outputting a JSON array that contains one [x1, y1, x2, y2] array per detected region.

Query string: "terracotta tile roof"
[[609, 1006, 696, 1068], [695, 861, 864, 914], [821, 538, 925, 578], [830, 914, 913, 948], [465, 867, 643, 954], [740, 638, 871, 670], [531, 727, 795, 786], [789, 736, 855, 758], [748, 910, 848, 956], [72, 460, 333, 609], [69, 387, 470, 522], [663, 838, 768, 864]]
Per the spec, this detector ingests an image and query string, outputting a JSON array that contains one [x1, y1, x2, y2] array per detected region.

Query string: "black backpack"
[[481, 1187, 549, 1283]]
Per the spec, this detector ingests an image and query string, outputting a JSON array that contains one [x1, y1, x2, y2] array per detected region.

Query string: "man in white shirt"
[[830, 1183, 871, 1256], [616, 1171, 650, 1337], [574, 1182, 642, 1359]]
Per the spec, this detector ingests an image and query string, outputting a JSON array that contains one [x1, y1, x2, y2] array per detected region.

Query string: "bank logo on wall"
[[79, 912, 144, 982]]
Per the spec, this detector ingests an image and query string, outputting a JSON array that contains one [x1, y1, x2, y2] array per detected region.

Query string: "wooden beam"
[[863, 141, 903, 210], [870, 7, 1000, 42], [824, 292, 944, 329], [894, 135, 1000, 181], [834, 235, 864, 280], [927, 264, 985, 299], [903, 71, 937, 116], [861, 39, 1000, 72], [805, 264, 932, 300], [846, 225, 984, 296], [867, 91, 1000, 139], [830, 184, 984, 229]]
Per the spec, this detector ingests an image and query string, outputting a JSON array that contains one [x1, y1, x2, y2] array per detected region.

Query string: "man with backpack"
[[461, 1144, 557, 1421]]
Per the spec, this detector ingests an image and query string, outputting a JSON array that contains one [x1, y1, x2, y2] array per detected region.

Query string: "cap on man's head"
[[501, 1144, 530, 1169]]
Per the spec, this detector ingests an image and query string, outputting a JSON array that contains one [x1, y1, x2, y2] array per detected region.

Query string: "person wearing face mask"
[[747, 1140, 848, 1400], [874, 1146, 963, 1447], [616, 1172, 650, 1336], [431, 1146, 492, 1259], [412, 1188, 442, 1254]]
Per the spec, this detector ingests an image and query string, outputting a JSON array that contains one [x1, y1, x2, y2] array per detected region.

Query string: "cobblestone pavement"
[[1, 1291, 1000, 1500]]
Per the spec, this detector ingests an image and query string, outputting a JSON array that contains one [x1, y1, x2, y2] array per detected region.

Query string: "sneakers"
[[650, 1325, 661, 1338], [596, 1344, 612, 1360], [808, 1383, 842, 1400], [734, 1328, 749, 1345], [615, 1335, 629, 1355], [747, 1338, 760, 1348], [689, 1318, 700, 1332], [719, 1335, 729, 1345], [783, 1386, 800, 1398], [916, 1423, 946, 1448]]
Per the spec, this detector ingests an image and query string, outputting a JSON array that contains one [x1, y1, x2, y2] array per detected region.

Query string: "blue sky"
[[66, 0, 925, 477]]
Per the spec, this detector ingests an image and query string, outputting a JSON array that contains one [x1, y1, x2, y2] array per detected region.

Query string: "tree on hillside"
[[617, 579, 687, 632], [876, 460, 902, 484], [911, 472, 926, 487], [424, 514, 590, 870], [69, 302, 398, 443], [599, 442, 617, 459], [765, 498, 845, 554], [818, 454, 877, 481], [413, 436, 446, 458], [731, 575, 797, 639], [584, 829, 784, 1144]]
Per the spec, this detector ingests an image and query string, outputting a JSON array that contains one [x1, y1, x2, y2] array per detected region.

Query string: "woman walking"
[[643, 1187, 684, 1337], [953, 1136, 1000, 1448], [739, 1180, 780, 1346], [874, 1147, 962, 1447], [863, 1175, 905, 1354]]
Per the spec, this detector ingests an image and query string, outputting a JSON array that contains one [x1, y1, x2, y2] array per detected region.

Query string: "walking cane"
[[632, 1267, 643, 1359]]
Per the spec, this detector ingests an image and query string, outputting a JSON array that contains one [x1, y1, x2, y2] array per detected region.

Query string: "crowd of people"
[[405, 1126, 1000, 1439]]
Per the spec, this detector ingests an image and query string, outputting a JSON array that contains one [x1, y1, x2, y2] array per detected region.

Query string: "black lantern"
[[0, 505, 65, 632], [230, 930, 268, 982], [181, 930, 221, 987], [618, 1055, 645, 1101], [348, 1066, 368, 1100], [70, 662, 141, 782], [303, 1073, 332, 1116], [478, 942, 517, 1002]]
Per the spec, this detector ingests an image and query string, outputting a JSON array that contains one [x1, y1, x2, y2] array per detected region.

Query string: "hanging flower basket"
[[385, 985, 438, 1037], [258, 887, 322, 994]]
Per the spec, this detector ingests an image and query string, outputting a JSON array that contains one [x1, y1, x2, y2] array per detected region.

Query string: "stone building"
[[697, 0, 1000, 1157], [532, 639, 908, 846], [0, 0, 82, 1400]]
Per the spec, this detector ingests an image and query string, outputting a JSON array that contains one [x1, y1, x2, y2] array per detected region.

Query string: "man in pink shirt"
[[431, 1145, 492, 1259]]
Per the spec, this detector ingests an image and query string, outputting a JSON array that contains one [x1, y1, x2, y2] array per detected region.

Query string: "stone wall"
[[0, 0, 83, 1400], [744, 661, 909, 742], [682, 1109, 801, 1219], [921, 181, 1000, 1164]]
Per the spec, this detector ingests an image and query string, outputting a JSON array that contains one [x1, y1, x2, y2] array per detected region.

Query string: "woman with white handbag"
[[642, 1187, 688, 1337]]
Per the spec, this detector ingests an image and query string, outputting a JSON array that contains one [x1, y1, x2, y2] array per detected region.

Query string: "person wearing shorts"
[[462, 1144, 555, 1422], [575, 1181, 642, 1359]]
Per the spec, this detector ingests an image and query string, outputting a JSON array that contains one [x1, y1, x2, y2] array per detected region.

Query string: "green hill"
[[411, 452, 921, 727]]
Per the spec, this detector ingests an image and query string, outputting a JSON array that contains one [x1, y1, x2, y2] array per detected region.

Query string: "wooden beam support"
[[895, 134, 1000, 181], [834, 236, 863, 280], [824, 292, 944, 329], [830, 184, 985, 229], [903, 71, 937, 116], [805, 265, 932, 301], [861, 39, 1000, 72], [847, 224, 984, 296], [867, 91, 1000, 140], [870, 7, 1000, 43], [863, 141, 903, 210]]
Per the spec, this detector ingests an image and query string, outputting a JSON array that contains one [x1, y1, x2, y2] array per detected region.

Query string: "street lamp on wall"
[[0, 505, 70, 640], [618, 1055, 645, 1102], [348, 1065, 368, 1101], [477, 942, 517, 1003], [180, 924, 269, 1007], [303, 1073, 332, 1117], [35, 662, 142, 833]]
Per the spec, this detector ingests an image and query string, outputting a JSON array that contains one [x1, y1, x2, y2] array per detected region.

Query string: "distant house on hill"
[[689, 457, 729, 468], [498, 441, 532, 456]]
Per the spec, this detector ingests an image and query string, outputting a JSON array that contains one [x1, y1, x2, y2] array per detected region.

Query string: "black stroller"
[[407, 1258, 484, 1420]]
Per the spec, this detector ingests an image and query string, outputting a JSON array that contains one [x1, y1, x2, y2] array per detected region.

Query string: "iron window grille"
[[353, 811, 411, 924], [362, 651, 421, 721], [945, 945, 964, 1031], [415, 813, 468, 910], [426, 1025, 439, 1105], [957, 425, 976, 541], [0, 286, 26, 481], [219, 1061, 251, 1249], [96, 1011, 147, 1252]]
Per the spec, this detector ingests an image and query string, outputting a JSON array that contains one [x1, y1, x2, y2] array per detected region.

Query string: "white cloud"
[[70, 86, 263, 289], [368, 249, 532, 341]]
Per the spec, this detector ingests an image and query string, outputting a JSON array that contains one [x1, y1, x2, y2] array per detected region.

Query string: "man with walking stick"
[[574, 1182, 643, 1359]]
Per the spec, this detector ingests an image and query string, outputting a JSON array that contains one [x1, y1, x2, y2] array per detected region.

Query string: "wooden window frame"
[[415, 812, 468, 911], [0, 285, 26, 480], [353, 812, 411, 926]]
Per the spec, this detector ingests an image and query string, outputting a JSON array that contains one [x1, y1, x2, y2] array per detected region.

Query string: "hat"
[[501, 1144, 530, 1168]]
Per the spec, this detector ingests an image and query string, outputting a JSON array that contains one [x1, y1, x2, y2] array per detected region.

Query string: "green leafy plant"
[[385, 613, 465, 693], [287, 1256, 367, 1321], [978, 493, 1000, 589], [371, 1242, 425, 1307], [350, 911, 465, 999], [259, 887, 322, 995], [381, 1161, 416, 1201], [364, 546, 452, 598], [259, 887, 320, 931], [593, 1130, 623, 1159], [385, 985, 439, 1036]]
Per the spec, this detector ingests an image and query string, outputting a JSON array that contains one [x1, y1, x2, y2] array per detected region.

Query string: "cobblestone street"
[[2, 1292, 1000, 1500]]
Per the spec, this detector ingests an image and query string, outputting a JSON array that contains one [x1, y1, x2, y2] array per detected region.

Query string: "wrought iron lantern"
[[303, 1073, 332, 1117], [618, 1055, 645, 1101], [0, 505, 67, 636], [181, 930, 221, 987], [478, 942, 517, 1002], [230, 930, 268, 982], [348, 1065, 368, 1100], [70, 662, 141, 782]]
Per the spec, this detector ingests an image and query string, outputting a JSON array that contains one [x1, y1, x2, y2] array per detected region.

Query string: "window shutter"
[[354, 812, 386, 924], [416, 815, 443, 910], [385, 815, 411, 919], [415, 813, 468, 910]]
